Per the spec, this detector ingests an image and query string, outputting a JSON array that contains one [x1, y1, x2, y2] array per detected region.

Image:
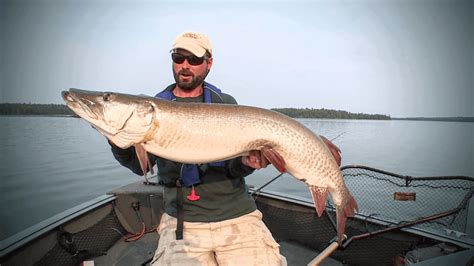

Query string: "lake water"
[[1, 116, 473, 241]]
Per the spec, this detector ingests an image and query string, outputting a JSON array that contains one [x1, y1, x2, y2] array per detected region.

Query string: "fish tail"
[[335, 193, 358, 245]]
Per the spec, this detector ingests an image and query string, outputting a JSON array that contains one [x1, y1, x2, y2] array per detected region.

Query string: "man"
[[110, 31, 341, 265]]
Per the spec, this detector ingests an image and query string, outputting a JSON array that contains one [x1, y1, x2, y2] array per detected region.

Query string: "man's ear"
[[207, 57, 213, 70]]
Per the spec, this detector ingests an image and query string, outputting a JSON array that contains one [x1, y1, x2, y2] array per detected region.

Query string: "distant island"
[[272, 108, 390, 120], [0, 103, 472, 122], [0, 103, 391, 119]]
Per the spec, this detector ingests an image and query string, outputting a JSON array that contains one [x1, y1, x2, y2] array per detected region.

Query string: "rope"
[[123, 202, 158, 242]]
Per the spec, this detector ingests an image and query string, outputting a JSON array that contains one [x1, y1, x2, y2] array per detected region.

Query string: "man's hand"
[[320, 136, 342, 166], [242, 150, 270, 169]]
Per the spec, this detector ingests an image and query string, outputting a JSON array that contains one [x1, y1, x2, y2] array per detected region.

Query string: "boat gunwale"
[[0, 194, 116, 258]]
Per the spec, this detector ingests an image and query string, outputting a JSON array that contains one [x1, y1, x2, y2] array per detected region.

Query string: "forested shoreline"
[[1, 103, 472, 122], [0, 103, 390, 119], [272, 108, 390, 120]]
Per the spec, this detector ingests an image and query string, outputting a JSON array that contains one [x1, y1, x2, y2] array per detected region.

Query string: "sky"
[[1, 0, 472, 118]]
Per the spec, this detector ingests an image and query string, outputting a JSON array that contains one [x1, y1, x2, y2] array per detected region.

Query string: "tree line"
[[3, 103, 471, 122], [0, 103, 74, 116], [1, 103, 390, 119], [271, 108, 390, 120]]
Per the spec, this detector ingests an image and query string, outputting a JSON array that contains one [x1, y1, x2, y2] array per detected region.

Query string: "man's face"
[[172, 49, 212, 91]]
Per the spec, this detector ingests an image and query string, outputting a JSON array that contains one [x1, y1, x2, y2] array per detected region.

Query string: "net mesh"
[[339, 166, 473, 234]]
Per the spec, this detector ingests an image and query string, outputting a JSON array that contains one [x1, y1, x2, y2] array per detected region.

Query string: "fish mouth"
[[61, 91, 73, 102], [61, 90, 98, 120]]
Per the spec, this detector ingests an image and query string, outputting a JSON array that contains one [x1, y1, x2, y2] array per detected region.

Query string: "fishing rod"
[[329, 132, 345, 142], [251, 132, 345, 198]]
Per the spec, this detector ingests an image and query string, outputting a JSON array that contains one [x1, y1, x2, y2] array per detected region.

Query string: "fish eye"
[[103, 93, 112, 102]]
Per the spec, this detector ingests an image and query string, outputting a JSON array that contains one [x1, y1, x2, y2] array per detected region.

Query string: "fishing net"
[[255, 165, 473, 265], [339, 165, 473, 235], [256, 192, 418, 265]]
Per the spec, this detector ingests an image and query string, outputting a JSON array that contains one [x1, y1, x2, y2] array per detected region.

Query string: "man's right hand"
[[242, 150, 270, 169]]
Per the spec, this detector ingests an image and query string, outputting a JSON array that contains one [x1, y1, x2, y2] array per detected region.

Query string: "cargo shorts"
[[151, 210, 287, 266]]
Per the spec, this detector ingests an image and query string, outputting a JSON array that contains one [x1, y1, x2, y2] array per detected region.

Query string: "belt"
[[158, 180, 185, 239], [175, 180, 184, 240]]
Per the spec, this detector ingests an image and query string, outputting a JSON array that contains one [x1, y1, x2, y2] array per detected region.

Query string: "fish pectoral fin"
[[134, 143, 153, 182], [335, 194, 358, 245], [309, 186, 328, 217], [261, 147, 286, 173]]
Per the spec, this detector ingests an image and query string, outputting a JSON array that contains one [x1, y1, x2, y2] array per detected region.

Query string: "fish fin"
[[261, 147, 286, 173], [309, 186, 328, 217], [335, 194, 358, 245], [134, 144, 150, 182]]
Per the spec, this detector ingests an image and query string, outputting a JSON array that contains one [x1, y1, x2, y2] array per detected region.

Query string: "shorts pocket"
[[150, 247, 165, 265], [262, 234, 285, 265]]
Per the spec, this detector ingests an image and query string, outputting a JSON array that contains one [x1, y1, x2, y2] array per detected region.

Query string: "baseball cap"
[[171, 31, 212, 57]]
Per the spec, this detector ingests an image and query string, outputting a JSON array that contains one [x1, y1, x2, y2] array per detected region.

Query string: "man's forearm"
[[226, 157, 255, 179]]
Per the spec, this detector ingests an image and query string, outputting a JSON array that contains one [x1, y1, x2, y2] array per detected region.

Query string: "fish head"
[[62, 88, 156, 148]]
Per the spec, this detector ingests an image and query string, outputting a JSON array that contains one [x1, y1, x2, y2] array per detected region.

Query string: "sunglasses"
[[171, 53, 208, 66]]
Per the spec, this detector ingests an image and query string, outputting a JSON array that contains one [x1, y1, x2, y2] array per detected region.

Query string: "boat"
[[1, 165, 473, 265]]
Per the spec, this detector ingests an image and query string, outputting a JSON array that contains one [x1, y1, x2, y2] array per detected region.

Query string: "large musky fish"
[[62, 88, 358, 244]]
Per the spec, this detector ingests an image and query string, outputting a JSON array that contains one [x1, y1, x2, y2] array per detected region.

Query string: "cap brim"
[[172, 41, 207, 57]]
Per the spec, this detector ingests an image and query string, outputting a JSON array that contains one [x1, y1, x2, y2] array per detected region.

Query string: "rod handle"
[[307, 242, 339, 266]]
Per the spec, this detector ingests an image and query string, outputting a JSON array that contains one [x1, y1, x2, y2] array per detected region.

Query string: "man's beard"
[[173, 68, 209, 91]]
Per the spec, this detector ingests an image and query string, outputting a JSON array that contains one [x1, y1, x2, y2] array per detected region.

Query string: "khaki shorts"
[[152, 210, 287, 266]]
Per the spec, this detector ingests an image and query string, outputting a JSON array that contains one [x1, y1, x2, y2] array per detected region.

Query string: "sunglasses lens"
[[172, 53, 185, 64], [172, 53, 206, 65], [187, 56, 204, 65]]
